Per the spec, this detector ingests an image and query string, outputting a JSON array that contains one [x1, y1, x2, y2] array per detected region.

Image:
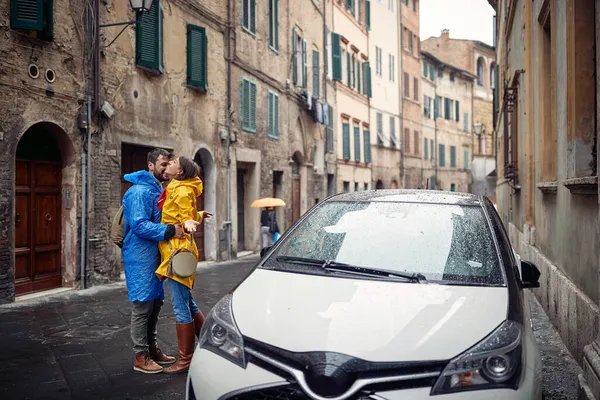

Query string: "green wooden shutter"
[[302, 39, 308, 88], [267, 92, 273, 137], [332, 33, 342, 81], [312, 50, 320, 98], [241, 79, 247, 130], [429, 64, 434, 80], [136, 0, 162, 73], [424, 138, 428, 160], [250, 0, 256, 33], [423, 60, 428, 77], [464, 112, 469, 132], [274, 0, 279, 49], [365, 62, 372, 97], [357, 60, 361, 93], [430, 140, 434, 161], [269, 0, 279, 49], [364, 129, 371, 163], [450, 146, 456, 167], [365, 0, 371, 30], [455, 101, 460, 122], [250, 81, 257, 131], [354, 126, 361, 162], [187, 24, 208, 90], [342, 123, 350, 160], [464, 150, 469, 170], [11, 0, 44, 31], [439, 144, 445, 167], [274, 94, 279, 137], [292, 29, 298, 84], [433, 97, 439, 119], [346, 52, 351, 86]]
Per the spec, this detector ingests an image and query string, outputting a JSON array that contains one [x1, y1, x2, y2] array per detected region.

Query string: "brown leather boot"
[[133, 352, 163, 374], [192, 312, 205, 338], [164, 322, 195, 374], [149, 344, 176, 365]]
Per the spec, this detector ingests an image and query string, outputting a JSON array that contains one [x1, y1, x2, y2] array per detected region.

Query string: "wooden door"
[[237, 170, 245, 251], [194, 162, 206, 261], [15, 160, 62, 295], [292, 176, 301, 223], [121, 144, 154, 198]]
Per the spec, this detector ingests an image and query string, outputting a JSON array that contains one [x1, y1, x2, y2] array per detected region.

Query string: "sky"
[[420, 0, 496, 46]]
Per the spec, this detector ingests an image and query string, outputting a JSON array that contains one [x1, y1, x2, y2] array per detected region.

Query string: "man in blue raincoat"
[[122, 148, 184, 374]]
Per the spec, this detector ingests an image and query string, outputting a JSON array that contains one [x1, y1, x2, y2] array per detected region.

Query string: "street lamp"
[[99, 0, 154, 28], [473, 123, 484, 136]]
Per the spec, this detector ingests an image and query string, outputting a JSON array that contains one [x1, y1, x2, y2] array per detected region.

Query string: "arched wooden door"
[[15, 126, 63, 295]]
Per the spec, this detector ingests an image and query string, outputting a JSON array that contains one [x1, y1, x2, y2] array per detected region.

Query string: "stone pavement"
[[0, 255, 583, 400]]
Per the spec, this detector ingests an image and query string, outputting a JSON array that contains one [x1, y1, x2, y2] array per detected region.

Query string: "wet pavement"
[[0, 255, 583, 400]]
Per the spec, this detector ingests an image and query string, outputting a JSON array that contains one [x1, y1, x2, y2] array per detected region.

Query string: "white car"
[[187, 190, 543, 400]]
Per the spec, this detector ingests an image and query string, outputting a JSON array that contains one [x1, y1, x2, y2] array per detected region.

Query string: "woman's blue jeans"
[[167, 279, 201, 324]]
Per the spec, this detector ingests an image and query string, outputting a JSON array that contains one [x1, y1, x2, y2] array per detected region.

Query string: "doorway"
[[237, 169, 246, 251], [15, 125, 64, 295], [193, 157, 206, 261]]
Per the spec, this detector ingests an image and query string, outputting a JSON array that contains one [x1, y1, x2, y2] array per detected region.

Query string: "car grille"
[[224, 384, 375, 400]]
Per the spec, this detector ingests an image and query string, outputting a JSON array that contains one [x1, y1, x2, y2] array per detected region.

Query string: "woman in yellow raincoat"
[[156, 156, 211, 373]]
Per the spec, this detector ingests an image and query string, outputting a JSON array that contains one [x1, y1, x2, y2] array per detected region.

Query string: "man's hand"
[[174, 224, 185, 238]]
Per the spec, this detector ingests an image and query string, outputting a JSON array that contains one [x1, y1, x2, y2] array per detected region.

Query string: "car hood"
[[231, 268, 508, 362]]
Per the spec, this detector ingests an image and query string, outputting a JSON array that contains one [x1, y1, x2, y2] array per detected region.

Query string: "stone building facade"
[[399, 0, 422, 188], [489, 0, 600, 397], [370, 0, 402, 190], [330, 0, 373, 193], [0, 0, 331, 303], [421, 51, 474, 193], [422, 30, 497, 199]]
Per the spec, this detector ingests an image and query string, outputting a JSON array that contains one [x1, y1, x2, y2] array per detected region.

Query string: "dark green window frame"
[[187, 24, 208, 90]]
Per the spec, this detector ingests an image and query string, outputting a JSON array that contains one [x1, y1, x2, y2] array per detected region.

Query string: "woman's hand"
[[201, 211, 213, 219], [184, 220, 201, 233]]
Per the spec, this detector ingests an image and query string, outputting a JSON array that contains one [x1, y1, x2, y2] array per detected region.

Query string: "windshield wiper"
[[275, 256, 426, 283]]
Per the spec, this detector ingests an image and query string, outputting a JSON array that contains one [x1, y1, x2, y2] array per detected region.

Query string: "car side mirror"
[[521, 260, 540, 289], [260, 246, 272, 258]]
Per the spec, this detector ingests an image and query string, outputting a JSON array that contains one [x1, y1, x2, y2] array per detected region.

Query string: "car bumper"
[[186, 348, 541, 400]]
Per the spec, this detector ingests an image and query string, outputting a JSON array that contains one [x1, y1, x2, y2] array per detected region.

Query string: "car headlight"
[[431, 320, 522, 395], [198, 294, 247, 368]]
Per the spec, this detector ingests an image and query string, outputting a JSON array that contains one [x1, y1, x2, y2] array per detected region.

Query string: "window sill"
[[537, 181, 557, 194], [242, 27, 256, 38], [563, 176, 598, 196], [268, 45, 279, 55], [242, 127, 256, 134]]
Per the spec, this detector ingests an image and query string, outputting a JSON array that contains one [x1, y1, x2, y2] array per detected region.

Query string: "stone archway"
[[14, 122, 76, 296], [375, 180, 384, 190], [391, 180, 399, 189], [193, 146, 217, 261]]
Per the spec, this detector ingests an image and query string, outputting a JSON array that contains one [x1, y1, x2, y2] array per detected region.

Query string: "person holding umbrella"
[[251, 197, 285, 250]]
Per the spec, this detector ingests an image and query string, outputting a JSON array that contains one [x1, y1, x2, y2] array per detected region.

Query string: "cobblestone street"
[[0, 255, 584, 400]]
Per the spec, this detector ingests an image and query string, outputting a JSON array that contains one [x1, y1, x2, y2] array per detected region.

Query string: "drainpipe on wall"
[[398, 1, 404, 186], [434, 74, 438, 190], [80, 96, 91, 289], [323, 0, 328, 189], [225, 0, 233, 260]]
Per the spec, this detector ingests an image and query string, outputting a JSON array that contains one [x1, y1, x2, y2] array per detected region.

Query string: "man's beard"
[[153, 170, 169, 182]]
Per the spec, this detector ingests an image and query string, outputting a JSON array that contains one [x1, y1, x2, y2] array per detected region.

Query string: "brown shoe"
[[133, 353, 163, 374], [149, 345, 176, 365], [164, 322, 195, 374], [192, 312, 205, 338]]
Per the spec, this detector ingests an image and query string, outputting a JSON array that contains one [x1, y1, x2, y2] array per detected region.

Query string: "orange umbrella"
[[250, 197, 286, 208]]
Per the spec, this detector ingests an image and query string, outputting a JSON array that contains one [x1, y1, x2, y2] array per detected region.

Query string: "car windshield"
[[262, 200, 505, 286]]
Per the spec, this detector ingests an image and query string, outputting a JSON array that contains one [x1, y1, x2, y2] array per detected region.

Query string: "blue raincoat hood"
[[121, 170, 167, 302]]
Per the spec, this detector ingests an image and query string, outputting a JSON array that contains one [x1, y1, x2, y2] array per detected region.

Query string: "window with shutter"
[[429, 64, 434, 80], [342, 123, 351, 160], [450, 146, 456, 168], [366, 0, 371, 30], [390, 117, 396, 146], [365, 62, 372, 97], [364, 129, 372, 162], [413, 131, 419, 155], [327, 106, 334, 153], [354, 126, 361, 162], [241, 79, 257, 132], [332, 33, 342, 81], [463, 112, 469, 132], [187, 24, 208, 90], [136, 0, 164, 73], [347, 52, 351, 86], [268, 0, 279, 50], [455, 101, 460, 122], [351, 53, 356, 88], [464, 150, 469, 170], [312, 50, 320, 98], [434, 96, 440, 119], [404, 128, 410, 153], [11, 0, 53, 40], [242, 0, 256, 34], [439, 144, 445, 167], [413, 77, 418, 101], [403, 73, 409, 97], [302, 39, 308, 88], [430, 140, 434, 161], [423, 59, 428, 77], [376, 113, 383, 145], [357, 59, 361, 93], [267, 91, 279, 139], [424, 138, 428, 160], [293, 29, 298, 84]]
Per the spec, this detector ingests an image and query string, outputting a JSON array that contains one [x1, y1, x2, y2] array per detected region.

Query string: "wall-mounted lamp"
[[99, 0, 154, 28]]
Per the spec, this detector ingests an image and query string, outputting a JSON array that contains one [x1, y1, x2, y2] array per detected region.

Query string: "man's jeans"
[[168, 279, 201, 324], [131, 299, 163, 355]]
